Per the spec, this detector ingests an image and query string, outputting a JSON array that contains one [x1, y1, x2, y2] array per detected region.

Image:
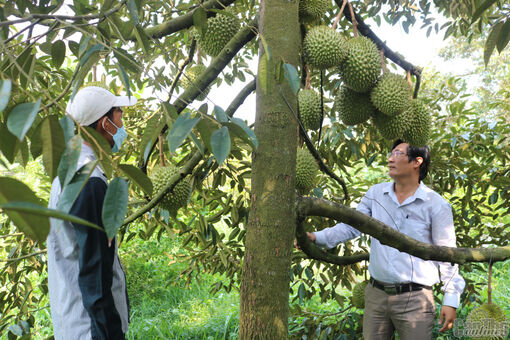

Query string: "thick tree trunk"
[[238, 0, 300, 338]]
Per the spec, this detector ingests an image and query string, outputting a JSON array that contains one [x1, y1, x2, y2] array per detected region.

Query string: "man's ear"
[[415, 157, 423, 167], [97, 115, 109, 133]]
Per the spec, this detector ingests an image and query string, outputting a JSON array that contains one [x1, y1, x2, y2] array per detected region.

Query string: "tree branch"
[[298, 196, 510, 264], [0, 2, 126, 27], [225, 78, 256, 117], [167, 39, 197, 102], [143, 0, 237, 39], [333, 0, 422, 98], [296, 217, 369, 265]]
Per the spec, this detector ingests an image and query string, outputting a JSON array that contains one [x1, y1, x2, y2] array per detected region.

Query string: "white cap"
[[66, 86, 137, 126]]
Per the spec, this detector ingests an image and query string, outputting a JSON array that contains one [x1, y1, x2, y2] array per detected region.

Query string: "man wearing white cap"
[[47, 86, 137, 340]]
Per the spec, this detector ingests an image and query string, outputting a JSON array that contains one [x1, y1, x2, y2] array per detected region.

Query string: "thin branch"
[[333, 0, 421, 97], [4, 19, 42, 44], [298, 196, 510, 264], [167, 39, 197, 102], [279, 86, 350, 201], [143, 0, 238, 39], [1, 250, 46, 263], [0, 2, 126, 27], [332, 0, 347, 30]]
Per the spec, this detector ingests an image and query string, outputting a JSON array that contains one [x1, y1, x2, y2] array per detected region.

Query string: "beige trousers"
[[363, 283, 436, 340]]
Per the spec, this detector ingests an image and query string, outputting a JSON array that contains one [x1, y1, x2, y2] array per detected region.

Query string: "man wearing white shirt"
[[307, 139, 465, 340]]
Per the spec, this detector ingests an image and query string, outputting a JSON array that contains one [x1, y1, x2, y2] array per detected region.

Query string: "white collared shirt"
[[314, 181, 466, 308]]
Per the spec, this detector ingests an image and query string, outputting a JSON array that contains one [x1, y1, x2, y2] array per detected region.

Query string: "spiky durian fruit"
[[338, 36, 381, 93], [370, 73, 412, 116], [181, 64, 211, 101], [298, 89, 322, 130], [296, 148, 319, 195], [351, 281, 369, 309], [150, 165, 191, 214], [401, 99, 431, 147], [193, 13, 240, 57], [466, 303, 507, 340], [372, 109, 411, 140], [333, 86, 374, 125], [303, 25, 347, 70], [299, 0, 330, 23]]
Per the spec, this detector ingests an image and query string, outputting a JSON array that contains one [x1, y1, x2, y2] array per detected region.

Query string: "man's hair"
[[392, 139, 431, 181], [87, 107, 116, 130]]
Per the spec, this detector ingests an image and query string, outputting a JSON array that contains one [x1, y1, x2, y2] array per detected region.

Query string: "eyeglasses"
[[387, 150, 407, 158]]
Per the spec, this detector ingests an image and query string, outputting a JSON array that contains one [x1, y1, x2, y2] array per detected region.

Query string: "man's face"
[[388, 142, 420, 180], [100, 107, 124, 146]]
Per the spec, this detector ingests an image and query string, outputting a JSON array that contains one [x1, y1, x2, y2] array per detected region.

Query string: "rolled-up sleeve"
[[431, 201, 466, 308]]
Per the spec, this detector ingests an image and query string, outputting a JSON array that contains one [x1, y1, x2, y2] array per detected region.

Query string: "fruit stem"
[[488, 261, 493, 304], [348, 1, 358, 37], [305, 65, 311, 90], [159, 134, 166, 167], [380, 49, 387, 73], [332, 0, 347, 30]]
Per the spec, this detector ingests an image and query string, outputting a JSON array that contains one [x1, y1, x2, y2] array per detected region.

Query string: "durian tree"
[[0, 0, 509, 338]]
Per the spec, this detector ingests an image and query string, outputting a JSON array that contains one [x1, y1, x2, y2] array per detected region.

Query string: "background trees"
[[0, 0, 509, 338]]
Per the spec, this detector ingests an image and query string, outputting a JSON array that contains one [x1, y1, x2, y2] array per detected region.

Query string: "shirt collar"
[[383, 181, 428, 204]]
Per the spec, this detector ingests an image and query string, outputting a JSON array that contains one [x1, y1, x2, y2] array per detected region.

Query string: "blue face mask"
[[104, 118, 127, 152]]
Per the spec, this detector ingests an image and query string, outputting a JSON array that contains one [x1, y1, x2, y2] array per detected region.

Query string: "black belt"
[[370, 278, 431, 295]]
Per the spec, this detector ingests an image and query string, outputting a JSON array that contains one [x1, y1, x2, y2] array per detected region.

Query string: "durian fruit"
[[298, 89, 322, 130], [193, 13, 240, 57], [370, 72, 412, 116], [181, 64, 211, 101], [372, 109, 411, 140], [338, 36, 381, 93], [303, 25, 347, 70], [351, 281, 369, 309], [150, 165, 191, 214], [333, 86, 374, 125], [401, 99, 431, 147], [296, 147, 319, 195], [466, 303, 507, 340], [299, 0, 330, 23]]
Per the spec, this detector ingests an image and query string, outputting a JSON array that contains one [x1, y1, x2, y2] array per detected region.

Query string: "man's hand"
[[438, 305, 457, 332], [294, 232, 316, 250]]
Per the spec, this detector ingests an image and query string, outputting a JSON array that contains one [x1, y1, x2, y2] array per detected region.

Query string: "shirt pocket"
[[404, 217, 431, 243]]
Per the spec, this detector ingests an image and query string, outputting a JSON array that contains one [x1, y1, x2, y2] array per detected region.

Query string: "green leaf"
[[57, 161, 98, 212], [57, 135, 82, 188], [496, 18, 510, 53], [140, 114, 164, 163], [193, 7, 208, 36], [0, 177, 49, 241], [59, 115, 75, 145], [196, 117, 218, 152], [127, 0, 139, 26], [68, 40, 79, 57], [79, 43, 104, 67], [118, 164, 153, 195], [7, 99, 41, 141], [0, 201, 102, 232], [283, 63, 300, 94], [298, 283, 305, 304], [133, 25, 150, 54], [0, 122, 20, 163], [41, 115, 66, 180], [214, 105, 229, 123], [51, 40, 66, 68], [167, 112, 201, 153], [79, 36, 92, 58], [471, 0, 497, 24], [258, 55, 270, 94], [230, 118, 258, 148], [116, 63, 131, 98], [102, 177, 128, 239], [0, 79, 11, 112], [81, 126, 113, 177], [30, 120, 43, 159], [211, 126, 230, 165], [484, 21, 504, 66]]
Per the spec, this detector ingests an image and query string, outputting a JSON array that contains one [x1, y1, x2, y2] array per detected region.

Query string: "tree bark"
[[238, 0, 300, 338]]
